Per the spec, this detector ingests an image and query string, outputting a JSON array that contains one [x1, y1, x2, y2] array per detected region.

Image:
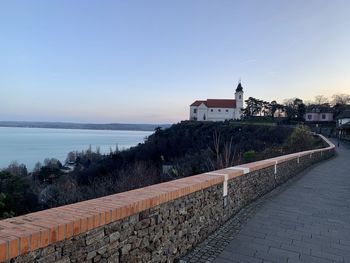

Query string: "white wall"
[[234, 108, 242, 120], [339, 118, 350, 126], [274, 110, 286, 118], [235, 91, 243, 109], [189, 106, 197, 120], [197, 104, 208, 121], [207, 107, 235, 121], [190, 104, 243, 121], [323, 113, 333, 121], [305, 113, 318, 122], [234, 91, 243, 119], [306, 113, 333, 122]]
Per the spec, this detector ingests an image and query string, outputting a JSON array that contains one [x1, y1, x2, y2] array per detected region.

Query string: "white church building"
[[189, 82, 244, 121]]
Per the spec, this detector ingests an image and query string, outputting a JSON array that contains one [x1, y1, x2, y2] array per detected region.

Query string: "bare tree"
[[209, 130, 237, 170], [314, 95, 329, 105], [56, 177, 80, 205], [303, 100, 313, 106], [332, 93, 350, 105], [5, 161, 28, 177], [33, 162, 42, 173]]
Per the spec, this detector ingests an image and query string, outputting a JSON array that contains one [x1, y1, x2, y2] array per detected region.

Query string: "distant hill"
[[0, 121, 171, 131]]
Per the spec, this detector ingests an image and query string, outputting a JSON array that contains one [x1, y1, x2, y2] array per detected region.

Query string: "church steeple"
[[236, 82, 243, 92], [235, 81, 244, 119]]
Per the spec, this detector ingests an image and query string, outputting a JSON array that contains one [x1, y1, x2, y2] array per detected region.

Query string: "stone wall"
[[0, 135, 335, 263]]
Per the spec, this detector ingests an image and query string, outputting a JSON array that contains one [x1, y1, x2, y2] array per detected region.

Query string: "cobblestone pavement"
[[180, 141, 350, 263]]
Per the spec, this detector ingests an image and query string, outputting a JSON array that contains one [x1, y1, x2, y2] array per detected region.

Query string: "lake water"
[[0, 127, 152, 171]]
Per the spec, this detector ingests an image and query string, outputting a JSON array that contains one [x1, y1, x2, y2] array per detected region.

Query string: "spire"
[[236, 81, 243, 92]]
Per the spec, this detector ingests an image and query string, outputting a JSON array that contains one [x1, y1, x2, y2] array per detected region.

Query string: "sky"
[[1, 0, 350, 124]]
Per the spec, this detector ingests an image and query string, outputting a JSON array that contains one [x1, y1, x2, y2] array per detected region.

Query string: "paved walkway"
[[214, 141, 350, 263], [180, 141, 350, 263]]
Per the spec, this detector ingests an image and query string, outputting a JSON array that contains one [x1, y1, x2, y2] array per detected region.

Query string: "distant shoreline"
[[0, 121, 171, 132]]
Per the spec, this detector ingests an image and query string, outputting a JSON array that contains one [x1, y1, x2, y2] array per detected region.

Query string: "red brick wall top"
[[0, 135, 335, 262]]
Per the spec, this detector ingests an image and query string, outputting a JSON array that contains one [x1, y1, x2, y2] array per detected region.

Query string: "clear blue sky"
[[1, 0, 349, 124]]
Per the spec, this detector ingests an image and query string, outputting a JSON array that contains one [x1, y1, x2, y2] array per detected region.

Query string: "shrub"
[[243, 150, 256, 163], [284, 125, 313, 153]]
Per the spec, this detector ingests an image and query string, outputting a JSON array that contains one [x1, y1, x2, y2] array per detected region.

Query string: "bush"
[[0, 171, 38, 218], [243, 150, 256, 163], [283, 125, 313, 153]]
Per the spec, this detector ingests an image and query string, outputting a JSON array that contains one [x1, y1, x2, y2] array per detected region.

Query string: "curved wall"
[[0, 135, 335, 263]]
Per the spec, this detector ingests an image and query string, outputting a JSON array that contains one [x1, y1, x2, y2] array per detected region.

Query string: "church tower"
[[235, 82, 244, 119], [235, 82, 244, 109]]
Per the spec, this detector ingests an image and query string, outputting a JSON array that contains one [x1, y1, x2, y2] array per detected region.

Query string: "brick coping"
[[0, 135, 335, 261]]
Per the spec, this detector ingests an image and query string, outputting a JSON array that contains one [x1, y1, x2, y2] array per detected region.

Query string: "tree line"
[[243, 93, 350, 121]]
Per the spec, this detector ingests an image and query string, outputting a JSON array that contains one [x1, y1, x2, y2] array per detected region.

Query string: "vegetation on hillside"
[[0, 121, 326, 219], [242, 93, 350, 122]]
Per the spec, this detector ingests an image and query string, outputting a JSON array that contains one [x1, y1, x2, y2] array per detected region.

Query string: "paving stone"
[[182, 140, 350, 263], [300, 254, 333, 263], [311, 250, 344, 262], [268, 247, 299, 261]]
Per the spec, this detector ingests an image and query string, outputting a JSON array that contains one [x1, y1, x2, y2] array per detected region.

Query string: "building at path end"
[[189, 83, 244, 121]]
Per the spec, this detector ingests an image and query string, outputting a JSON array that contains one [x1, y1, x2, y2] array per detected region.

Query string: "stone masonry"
[[0, 135, 335, 263]]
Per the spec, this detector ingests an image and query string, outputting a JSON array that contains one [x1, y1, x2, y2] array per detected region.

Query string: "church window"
[[307, 114, 312, 120], [226, 109, 229, 112], [239, 95, 241, 99], [193, 109, 197, 113], [322, 114, 326, 119], [211, 109, 213, 112], [218, 109, 221, 112]]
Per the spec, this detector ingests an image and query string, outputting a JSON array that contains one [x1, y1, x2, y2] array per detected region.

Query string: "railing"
[[0, 135, 335, 263]]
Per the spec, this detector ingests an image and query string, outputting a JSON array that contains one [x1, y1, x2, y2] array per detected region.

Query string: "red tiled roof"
[[206, 99, 236, 108], [190, 99, 236, 108], [190, 100, 206, 106]]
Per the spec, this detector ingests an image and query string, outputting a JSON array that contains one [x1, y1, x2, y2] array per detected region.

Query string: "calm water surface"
[[0, 127, 152, 170]]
